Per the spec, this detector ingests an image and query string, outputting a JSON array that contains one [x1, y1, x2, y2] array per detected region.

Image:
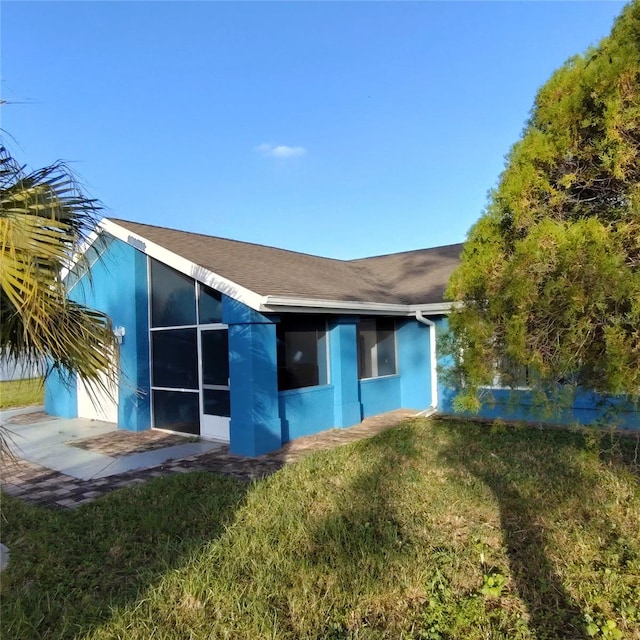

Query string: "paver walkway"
[[1, 409, 421, 510]]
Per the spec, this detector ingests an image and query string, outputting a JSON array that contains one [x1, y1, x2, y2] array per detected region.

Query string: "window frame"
[[147, 257, 227, 434], [276, 315, 330, 392], [483, 356, 532, 391], [357, 317, 398, 381]]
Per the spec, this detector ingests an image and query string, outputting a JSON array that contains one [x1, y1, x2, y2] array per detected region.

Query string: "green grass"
[[1, 418, 639, 639], [0, 377, 44, 409]]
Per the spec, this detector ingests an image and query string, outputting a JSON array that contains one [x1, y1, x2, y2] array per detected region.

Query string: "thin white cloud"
[[255, 143, 307, 158]]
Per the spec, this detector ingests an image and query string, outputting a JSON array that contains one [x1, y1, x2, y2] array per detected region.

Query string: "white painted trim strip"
[[260, 296, 455, 316], [101, 219, 266, 312], [59, 229, 101, 282], [101, 218, 458, 316]]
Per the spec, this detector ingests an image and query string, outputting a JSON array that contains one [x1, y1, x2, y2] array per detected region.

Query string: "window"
[[358, 318, 397, 379], [148, 258, 228, 436], [150, 259, 196, 327], [491, 357, 530, 389], [277, 316, 328, 391], [199, 283, 223, 324], [152, 390, 200, 435], [151, 329, 198, 389]]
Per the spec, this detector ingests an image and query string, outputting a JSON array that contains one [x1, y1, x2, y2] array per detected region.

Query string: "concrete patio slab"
[[2, 407, 417, 509], [3, 414, 224, 480]]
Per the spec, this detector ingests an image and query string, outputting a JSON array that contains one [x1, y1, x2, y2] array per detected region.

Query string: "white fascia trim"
[[260, 296, 455, 316], [410, 302, 458, 315], [100, 218, 266, 312], [59, 229, 101, 283]]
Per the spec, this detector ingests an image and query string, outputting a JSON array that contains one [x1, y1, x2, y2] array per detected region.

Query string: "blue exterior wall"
[[45, 236, 151, 430], [276, 317, 362, 443], [279, 386, 335, 441], [45, 369, 78, 418], [224, 298, 282, 456], [396, 318, 433, 409], [358, 317, 433, 418], [359, 375, 402, 418], [434, 317, 640, 431], [45, 233, 438, 453], [328, 318, 362, 427], [279, 316, 435, 438]]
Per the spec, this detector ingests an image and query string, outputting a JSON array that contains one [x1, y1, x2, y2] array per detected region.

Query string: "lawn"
[[0, 377, 44, 409], [1, 417, 639, 639]]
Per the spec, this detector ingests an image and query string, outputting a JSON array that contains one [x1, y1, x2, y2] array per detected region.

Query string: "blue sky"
[[2, 1, 627, 259]]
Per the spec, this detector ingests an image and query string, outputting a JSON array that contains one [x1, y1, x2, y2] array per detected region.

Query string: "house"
[[45, 218, 461, 456], [45, 218, 639, 455]]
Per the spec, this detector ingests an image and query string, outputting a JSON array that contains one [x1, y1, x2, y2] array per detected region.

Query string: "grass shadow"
[[299, 425, 422, 636], [438, 418, 640, 639], [0, 471, 249, 640]]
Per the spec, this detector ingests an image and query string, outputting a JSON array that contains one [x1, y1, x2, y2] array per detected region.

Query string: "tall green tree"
[[0, 144, 118, 418], [444, 1, 640, 412]]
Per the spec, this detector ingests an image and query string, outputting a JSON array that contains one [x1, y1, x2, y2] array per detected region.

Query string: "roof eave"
[[101, 218, 459, 316], [101, 218, 267, 311], [260, 296, 456, 316]]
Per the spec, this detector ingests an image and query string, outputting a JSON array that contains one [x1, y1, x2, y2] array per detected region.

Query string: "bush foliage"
[[444, 1, 640, 412]]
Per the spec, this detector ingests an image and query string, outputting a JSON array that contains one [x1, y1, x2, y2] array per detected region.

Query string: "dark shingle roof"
[[108, 218, 462, 305]]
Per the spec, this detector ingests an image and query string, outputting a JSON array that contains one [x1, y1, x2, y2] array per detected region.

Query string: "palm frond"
[[0, 144, 118, 402]]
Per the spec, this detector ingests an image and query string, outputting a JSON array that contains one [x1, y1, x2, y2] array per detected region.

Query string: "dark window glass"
[[203, 389, 231, 417], [358, 319, 377, 379], [198, 283, 223, 324], [494, 357, 530, 388], [277, 317, 328, 391], [152, 329, 198, 389], [376, 319, 396, 376], [201, 330, 229, 386], [357, 318, 396, 379], [153, 390, 199, 435], [150, 259, 196, 327]]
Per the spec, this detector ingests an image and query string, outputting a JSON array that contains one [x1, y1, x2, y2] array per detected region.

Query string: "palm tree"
[[0, 144, 118, 446]]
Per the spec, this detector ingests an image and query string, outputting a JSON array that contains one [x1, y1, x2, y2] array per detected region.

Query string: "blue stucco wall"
[[45, 368, 78, 418], [359, 375, 402, 418], [328, 318, 362, 427], [279, 385, 335, 441], [434, 317, 640, 431], [451, 389, 639, 430], [45, 236, 151, 430], [224, 298, 282, 456], [357, 318, 433, 419], [396, 318, 432, 409]]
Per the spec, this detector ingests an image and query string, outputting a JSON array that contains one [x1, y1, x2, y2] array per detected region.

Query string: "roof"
[[103, 218, 463, 313]]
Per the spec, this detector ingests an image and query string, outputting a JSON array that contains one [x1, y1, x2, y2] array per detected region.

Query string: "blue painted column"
[[397, 318, 432, 409], [224, 298, 282, 456], [117, 247, 151, 431], [328, 317, 362, 427]]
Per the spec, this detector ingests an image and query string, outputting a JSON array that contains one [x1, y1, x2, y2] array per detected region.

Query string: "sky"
[[1, 0, 628, 259]]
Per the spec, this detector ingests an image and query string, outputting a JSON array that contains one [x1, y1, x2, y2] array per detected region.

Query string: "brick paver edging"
[[0, 410, 417, 510]]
